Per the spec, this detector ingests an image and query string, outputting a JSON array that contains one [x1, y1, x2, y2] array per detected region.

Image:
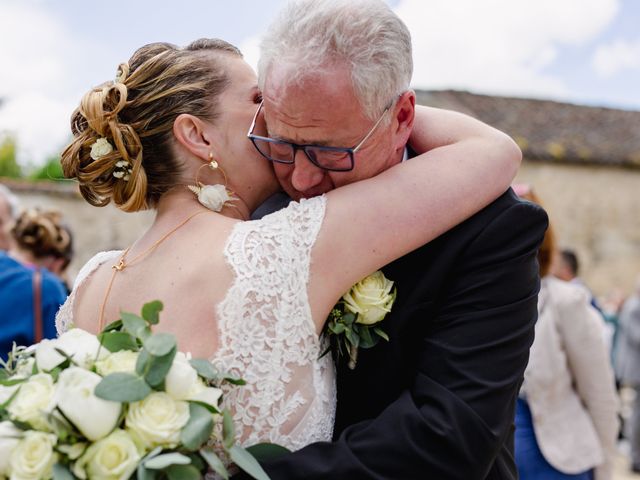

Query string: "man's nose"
[[290, 150, 326, 193]]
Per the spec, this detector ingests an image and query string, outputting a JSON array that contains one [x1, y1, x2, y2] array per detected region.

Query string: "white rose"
[[35, 339, 66, 372], [197, 184, 230, 212], [188, 382, 223, 410], [164, 352, 198, 400], [72, 430, 141, 480], [164, 353, 222, 409], [37, 329, 107, 371], [7, 374, 55, 431], [342, 271, 396, 326], [95, 351, 139, 376], [9, 431, 57, 480], [54, 367, 121, 441], [125, 392, 189, 450], [0, 421, 22, 475], [90, 138, 114, 160]]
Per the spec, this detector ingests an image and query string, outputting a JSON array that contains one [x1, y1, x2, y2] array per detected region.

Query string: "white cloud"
[[394, 0, 619, 99], [0, 1, 77, 165], [239, 35, 262, 74], [592, 38, 640, 78]]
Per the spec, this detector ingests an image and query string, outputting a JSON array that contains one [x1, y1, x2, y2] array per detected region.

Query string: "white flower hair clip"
[[90, 138, 114, 160], [113, 160, 133, 182]]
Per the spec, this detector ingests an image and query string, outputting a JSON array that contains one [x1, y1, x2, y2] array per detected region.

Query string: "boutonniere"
[[322, 271, 396, 369]]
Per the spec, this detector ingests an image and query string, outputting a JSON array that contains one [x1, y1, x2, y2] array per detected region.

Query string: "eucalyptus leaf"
[[228, 445, 270, 480], [98, 331, 139, 352], [373, 327, 389, 342], [52, 463, 76, 480], [141, 301, 163, 325], [346, 328, 360, 349], [222, 409, 235, 449], [143, 347, 177, 387], [359, 327, 379, 349], [144, 452, 192, 470], [342, 312, 356, 326], [190, 400, 220, 414], [121, 312, 150, 340], [167, 464, 201, 480], [329, 322, 346, 335], [101, 319, 123, 334], [138, 446, 163, 479], [136, 349, 151, 377], [189, 359, 219, 380], [94, 372, 151, 402], [181, 402, 214, 451], [245, 443, 292, 462], [144, 333, 176, 357], [200, 448, 229, 480], [136, 465, 158, 480]]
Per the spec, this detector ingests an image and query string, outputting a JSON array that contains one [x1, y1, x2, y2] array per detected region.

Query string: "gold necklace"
[[98, 209, 211, 330]]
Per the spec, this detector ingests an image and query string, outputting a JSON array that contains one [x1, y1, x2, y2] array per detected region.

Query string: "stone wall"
[[514, 161, 640, 297], [4, 180, 152, 282]]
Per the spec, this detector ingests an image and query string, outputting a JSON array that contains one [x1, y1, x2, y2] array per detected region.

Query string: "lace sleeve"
[[55, 250, 122, 335], [214, 195, 335, 450]]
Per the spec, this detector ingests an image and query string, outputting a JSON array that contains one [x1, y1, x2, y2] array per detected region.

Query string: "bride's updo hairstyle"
[[61, 39, 242, 212]]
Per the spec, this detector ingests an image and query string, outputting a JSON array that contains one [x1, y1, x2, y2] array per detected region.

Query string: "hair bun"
[[12, 209, 72, 260]]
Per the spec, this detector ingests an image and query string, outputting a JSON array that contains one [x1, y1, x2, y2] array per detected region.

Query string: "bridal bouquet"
[[0, 301, 275, 480]]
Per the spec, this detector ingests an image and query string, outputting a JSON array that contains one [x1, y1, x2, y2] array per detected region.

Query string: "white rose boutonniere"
[[323, 271, 395, 369]]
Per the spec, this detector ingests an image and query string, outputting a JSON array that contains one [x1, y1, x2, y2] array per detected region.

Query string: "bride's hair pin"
[[187, 152, 235, 212]]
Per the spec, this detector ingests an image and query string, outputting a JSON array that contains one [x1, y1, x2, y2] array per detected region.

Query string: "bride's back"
[[70, 215, 238, 358]]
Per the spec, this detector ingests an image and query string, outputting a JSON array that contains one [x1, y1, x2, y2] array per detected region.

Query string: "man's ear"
[[391, 90, 416, 151], [173, 113, 212, 160]]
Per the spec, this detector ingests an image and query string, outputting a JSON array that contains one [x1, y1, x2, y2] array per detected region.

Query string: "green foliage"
[[181, 402, 214, 451], [228, 445, 271, 480], [0, 136, 22, 178], [30, 155, 65, 180], [94, 372, 152, 402]]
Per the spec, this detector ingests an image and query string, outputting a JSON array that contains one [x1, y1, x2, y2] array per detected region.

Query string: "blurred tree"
[[0, 136, 22, 178], [30, 155, 65, 180]]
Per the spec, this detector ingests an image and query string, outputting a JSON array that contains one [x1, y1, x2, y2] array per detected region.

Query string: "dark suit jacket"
[[239, 188, 548, 479]]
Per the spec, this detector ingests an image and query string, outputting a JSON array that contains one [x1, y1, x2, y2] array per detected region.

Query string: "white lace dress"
[[55, 196, 336, 451]]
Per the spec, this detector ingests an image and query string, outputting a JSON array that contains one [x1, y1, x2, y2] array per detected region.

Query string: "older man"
[[248, 1, 547, 478], [0, 184, 19, 250]]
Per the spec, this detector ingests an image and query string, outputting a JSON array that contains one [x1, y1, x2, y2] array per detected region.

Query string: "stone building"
[[418, 90, 640, 297], [3, 90, 639, 297]]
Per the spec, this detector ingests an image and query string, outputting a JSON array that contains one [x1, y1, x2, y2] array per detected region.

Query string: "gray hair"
[[258, 0, 412, 120], [0, 184, 20, 218]]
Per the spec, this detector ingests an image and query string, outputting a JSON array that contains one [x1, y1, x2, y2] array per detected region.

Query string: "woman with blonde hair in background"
[[0, 209, 71, 360], [57, 37, 522, 450], [513, 184, 619, 480]]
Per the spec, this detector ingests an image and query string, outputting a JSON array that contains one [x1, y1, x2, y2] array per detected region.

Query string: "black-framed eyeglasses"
[[247, 100, 393, 172]]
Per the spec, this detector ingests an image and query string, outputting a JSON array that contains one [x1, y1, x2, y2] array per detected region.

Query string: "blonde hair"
[[11, 209, 73, 264], [61, 39, 242, 212]]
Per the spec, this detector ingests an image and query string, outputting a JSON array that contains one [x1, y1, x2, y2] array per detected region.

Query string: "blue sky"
[[0, 0, 638, 166]]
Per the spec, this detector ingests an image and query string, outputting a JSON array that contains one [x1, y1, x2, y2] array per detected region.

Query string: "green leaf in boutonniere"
[[322, 271, 395, 369]]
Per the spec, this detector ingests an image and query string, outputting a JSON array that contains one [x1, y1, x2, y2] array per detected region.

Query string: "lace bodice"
[[55, 196, 335, 451]]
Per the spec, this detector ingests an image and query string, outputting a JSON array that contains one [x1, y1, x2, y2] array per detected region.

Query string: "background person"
[[0, 209, 70, 360], [515, 185, 619, 480]]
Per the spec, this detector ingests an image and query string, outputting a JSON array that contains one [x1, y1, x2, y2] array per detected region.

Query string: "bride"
[[58, 38, 520, 450]]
